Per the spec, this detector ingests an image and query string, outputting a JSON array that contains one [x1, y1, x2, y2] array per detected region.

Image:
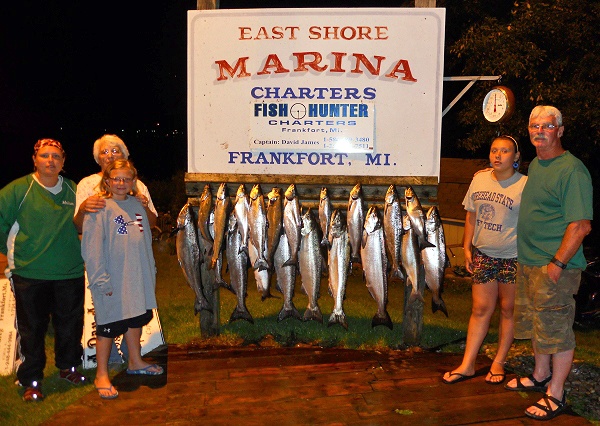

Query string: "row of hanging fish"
[[175, 182, 449, 331]]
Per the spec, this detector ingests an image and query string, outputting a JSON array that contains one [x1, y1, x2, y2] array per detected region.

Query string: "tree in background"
[[442, 0, 599, 239]]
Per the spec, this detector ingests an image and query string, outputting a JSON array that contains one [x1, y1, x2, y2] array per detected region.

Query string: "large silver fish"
[[327, 209, 351, 329], [383, 184, 404, 281], [225, 214, 253, 324], [401, 214, 425, 304], [423, 206, 449, 317], [208, 211, 226, 287], [360, 206, 392, 329], [248, 237, 274, 300], [210, 182, 231, 270], [248, 184, 269, 271], [318, 187, 333, 248], [347, 183, 365, 264], [197, 184, 214, 253], [404, 186, 435, 251], [266, 187, 284, 268], [233, 184, 250, 255], [175, 203, 210, 314], [274, 232, 301, 322], [299, 208, 323, 322], [283, 183, 302, 268]]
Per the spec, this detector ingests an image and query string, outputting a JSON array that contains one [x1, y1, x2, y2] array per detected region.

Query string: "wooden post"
[[415, 0, 436, 7], [197, 0, 218, 10], [194, 0, 220, 338]]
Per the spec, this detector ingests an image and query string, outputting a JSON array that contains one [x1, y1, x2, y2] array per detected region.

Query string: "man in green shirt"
[[504, 106, 593, 420]]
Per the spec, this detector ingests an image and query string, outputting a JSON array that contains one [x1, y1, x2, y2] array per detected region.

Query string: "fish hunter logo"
[[253, 100, 371, 127]]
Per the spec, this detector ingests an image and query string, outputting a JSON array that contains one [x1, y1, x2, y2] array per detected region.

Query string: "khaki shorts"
[[514, 264, 581, 354]]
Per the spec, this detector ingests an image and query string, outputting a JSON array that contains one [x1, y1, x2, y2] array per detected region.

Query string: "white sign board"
[[0, 278, 17, 376], [188, 8, 445, 178], [82, 275, 165, 369]]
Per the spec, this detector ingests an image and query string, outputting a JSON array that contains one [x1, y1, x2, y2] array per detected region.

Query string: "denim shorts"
[[514, 264, 581, 354], [471, 248, 517, 285], [96, 310, 153, 338]]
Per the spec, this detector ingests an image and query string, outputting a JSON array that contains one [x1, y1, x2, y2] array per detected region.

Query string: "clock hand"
[[494, 94, 497, 113]]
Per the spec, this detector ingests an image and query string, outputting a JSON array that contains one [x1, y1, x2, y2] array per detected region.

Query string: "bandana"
[[34, 139, 64, 156]]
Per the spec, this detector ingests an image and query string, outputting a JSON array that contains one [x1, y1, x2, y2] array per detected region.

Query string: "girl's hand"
[[105, 292, 112, 296], [83, 195, 106, 213], [464, 248, 474, 274]]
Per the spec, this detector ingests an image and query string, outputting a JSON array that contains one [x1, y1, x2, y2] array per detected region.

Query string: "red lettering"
[[215, 57, 251, 81], [385, 59, 417, 82], [293, 52, 327, 72], [257, 54, 290, 75], [351, 54, 386, 75]]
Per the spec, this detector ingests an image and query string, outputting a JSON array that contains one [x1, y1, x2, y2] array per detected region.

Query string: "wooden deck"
[[43, 344, 591, 425]]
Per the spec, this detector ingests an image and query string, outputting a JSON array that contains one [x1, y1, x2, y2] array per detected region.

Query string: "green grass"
[[1, 241, 598, 424]]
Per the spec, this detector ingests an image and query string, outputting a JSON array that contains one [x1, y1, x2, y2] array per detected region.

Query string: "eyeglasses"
[[100, 148, 122, 155], [528, 124, 558, 131], [108, 177, 133, 183]]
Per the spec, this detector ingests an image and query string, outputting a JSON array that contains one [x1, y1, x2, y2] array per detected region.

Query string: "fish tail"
[[277, 305, 302, 322], [303, 305, 323, 323], [371, 311, 393, 330], [432, 297, 449, 317], [229, 305, 254, 324], [327, 312, 348, 330], [408, 289, 426, 304]]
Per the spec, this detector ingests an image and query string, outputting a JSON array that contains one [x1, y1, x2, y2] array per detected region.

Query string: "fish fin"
[[194, 298, 212, 315], [320, 237, 331, 248], [282, 257, 297, 268], [239, 245, 249, 256], [261, 290, 279, 302], [445, 254, 452, 269], [371, 311, 393, 330], [229, 306, 254, 324], [432, 298, 449, 317], [218, 281, 235, 294], [303, 306, 323, 323], [419, 240, 436, 250], [327, 312, 348, 330], [277, 305, 302, 322], [253, 258, 269, 271]]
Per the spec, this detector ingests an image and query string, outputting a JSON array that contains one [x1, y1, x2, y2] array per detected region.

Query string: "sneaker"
[[59, 367, 87, 385], [23, 381, 44, 402]]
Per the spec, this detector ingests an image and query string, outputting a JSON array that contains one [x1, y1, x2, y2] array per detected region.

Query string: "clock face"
[[483, 88, 508, 123]]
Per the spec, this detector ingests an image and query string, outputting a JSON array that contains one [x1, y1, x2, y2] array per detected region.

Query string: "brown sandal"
[[23, 385, 44, 402], [59, 367, 87, 385]]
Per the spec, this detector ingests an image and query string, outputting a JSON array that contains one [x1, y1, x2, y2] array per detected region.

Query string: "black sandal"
[[504, 373, 551, 392], [525, 392, 567, 421]]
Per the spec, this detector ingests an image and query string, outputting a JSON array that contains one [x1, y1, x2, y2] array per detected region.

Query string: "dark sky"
[[1, 1, 197, 187], [1, 0, 421, 187]]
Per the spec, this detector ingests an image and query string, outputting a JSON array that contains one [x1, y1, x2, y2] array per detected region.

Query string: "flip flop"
[[485, 371, 506, 385], [504, 373, 551, 392], [95, 385, 119, 400], [525, 392, 567, 421], [126, 363, 164, 376], [442, 371, 475, 384]]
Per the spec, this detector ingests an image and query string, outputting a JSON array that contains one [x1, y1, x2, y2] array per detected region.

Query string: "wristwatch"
[[550, 256, 567, 269]]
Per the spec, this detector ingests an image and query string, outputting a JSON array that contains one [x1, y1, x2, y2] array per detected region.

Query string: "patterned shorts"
[[471, 248, 517, 285]]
